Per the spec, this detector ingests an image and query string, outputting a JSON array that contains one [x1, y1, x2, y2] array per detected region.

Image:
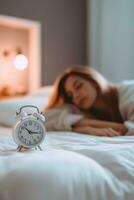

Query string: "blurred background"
[[0, 0, 134, 95]]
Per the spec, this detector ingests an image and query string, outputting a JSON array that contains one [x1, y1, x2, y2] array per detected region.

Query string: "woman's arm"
[[72, 126, 121, 137], [45, 104, 83, 131], [73, 118, 128, 135]]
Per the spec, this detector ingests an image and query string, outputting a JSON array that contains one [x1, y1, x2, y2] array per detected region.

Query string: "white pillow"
[[31, 85, 53, 97], [0, 96, 48, 127]]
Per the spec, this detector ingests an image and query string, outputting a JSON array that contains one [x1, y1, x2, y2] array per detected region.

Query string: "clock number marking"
[[29, 121, 32, 126]]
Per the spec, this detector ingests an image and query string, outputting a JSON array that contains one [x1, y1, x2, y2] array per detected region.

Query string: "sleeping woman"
[[44, 66, 134, 137]]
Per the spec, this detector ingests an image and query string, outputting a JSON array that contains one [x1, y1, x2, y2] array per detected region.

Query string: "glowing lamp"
[[13, 54, 28, 70]]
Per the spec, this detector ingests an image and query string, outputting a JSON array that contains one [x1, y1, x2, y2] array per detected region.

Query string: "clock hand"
[[23, 127, 31, 134], [23, 127, 34, 139], [30, 131, 40, 134], [23, 127, 39, 137]]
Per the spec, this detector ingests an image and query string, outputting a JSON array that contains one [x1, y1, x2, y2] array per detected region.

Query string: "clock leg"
[[17, 145, 23, 152], [17, 145, 30, 152], [17, 146, 20, 150]]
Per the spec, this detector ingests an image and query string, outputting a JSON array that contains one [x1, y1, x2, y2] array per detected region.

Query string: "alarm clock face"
[[13, 117, 45, 148]]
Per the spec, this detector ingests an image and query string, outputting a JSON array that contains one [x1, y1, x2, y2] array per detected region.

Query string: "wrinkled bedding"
[[0, 127, 134, 200]]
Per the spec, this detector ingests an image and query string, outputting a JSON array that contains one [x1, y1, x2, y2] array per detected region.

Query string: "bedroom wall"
[[0, 0, 87, 85], [87, 0, 134, 83]]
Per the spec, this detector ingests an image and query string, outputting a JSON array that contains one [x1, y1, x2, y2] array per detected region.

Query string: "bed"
[[0, 86, 134, 200]]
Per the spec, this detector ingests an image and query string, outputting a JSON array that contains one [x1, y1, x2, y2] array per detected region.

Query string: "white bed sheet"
[[0, 126, 134, 200]]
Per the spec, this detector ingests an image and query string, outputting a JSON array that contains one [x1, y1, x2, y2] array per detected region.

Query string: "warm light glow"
[[13, 54, 28, 70]]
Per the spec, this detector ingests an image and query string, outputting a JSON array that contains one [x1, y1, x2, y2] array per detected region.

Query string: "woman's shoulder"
[[44, 103, 84, 131]]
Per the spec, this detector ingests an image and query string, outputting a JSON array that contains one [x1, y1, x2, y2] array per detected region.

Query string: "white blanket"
[[0, 127, 134, 200]]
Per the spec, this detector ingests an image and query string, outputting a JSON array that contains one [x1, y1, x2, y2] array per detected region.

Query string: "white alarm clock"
[[13, 105, 46, 151]]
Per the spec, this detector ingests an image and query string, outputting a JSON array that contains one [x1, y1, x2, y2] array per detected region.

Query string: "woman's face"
[[64, 75, 97, 110]]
